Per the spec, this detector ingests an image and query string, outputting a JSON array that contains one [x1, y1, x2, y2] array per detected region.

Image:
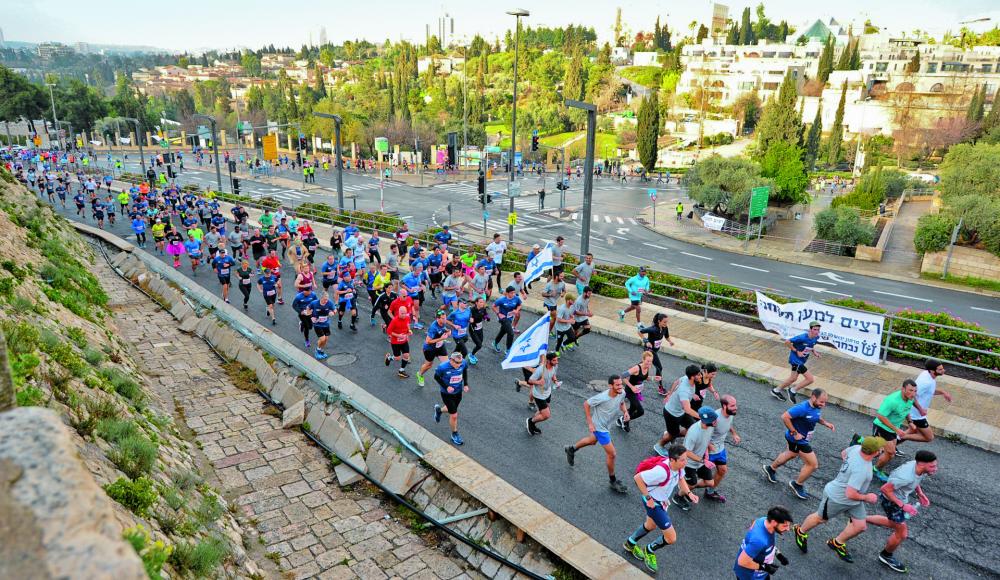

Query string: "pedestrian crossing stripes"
[[569, 213, 638, 225]]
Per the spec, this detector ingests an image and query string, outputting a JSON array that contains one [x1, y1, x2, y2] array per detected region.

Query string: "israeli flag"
[[501, 312, 551, 369], [522, 246, 553, 287]]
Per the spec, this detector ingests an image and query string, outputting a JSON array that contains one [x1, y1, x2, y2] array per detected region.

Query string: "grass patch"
[[220, 360, 262, 393], [108, 433, 159, 479], [15, 384, 47, 407], [104, 476, 159, 517], [922, 272, 1000, 293], [66, 326, 88, 349], [168, 536, 230, 577], [173, 469, 204, 492], [99, 367, 146, 407], [97, 418, 140, 444], [82, 346, 105, 366], [194, 493, 225, 526]]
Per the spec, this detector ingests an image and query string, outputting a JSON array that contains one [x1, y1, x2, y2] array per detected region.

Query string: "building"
[[319, 26, 327, 46], [859, 34, 1000, 98], [797, 18, 852, 46], [633, 52, 660, 67], [417, 55, 462, 75], [36, 42, 75, 60]]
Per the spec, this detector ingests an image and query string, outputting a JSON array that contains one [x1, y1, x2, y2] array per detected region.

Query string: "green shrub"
[[295, 203, 406, 233], [38, 237, 108, 321], [160, 484, 185, 511], [97, 418, 140, 444], [85, 397, 121, 421], [108, 434, 159, 479], [82, 347, 104, 366], [831, 166, 886, 211], [1, 320, 39, 355], [168, 536, 230, 577], [913, 213, 956, 254], [38, 339, 89, 377], [15, 384, 47, 407], [99, 368, 146, 406], [123, 525, 172, 580], [813, 206, 876, 248], [172, 469, 204, 491], [194, 493, 225, 526], [104, 476, 159, 517], [10, 352, 40, 387], [66, 327, 89, 349]]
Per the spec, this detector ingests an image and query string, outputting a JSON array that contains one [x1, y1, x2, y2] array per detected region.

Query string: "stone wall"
[[921, 245, 1000, 280]]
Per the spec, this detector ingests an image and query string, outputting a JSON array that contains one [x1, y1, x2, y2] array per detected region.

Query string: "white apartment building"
[[859, 34, 1000, 99]]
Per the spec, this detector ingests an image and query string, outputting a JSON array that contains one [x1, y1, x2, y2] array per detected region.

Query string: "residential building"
[[859, 34, 1000, 99], [633, 52, 660, 67], [36, 42, 75, 60]]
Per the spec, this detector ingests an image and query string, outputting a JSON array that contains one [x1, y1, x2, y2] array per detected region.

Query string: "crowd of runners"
[[2, 146, 957, 577]]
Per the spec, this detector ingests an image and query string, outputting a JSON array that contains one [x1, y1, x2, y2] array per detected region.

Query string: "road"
[[47, 193, 1000, 579], [112, 159, 1000, 333]]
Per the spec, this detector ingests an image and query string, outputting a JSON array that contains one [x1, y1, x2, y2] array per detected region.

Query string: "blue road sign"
[[483, 211, 490, 221], [647, 188, 657, 200]]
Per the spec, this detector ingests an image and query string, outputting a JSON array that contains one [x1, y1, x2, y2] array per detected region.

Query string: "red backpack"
[[634, 455, 673, 488]]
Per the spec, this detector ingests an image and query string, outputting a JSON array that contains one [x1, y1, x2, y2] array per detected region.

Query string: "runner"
[[248, 228, 266, 269], [871, 379, 918, 481], [151, 217, 168, 254], [690, 363, 720, 413], [763, 388, 836, 500], [447, 298, 472, 357], [672, 408, 718, 511], [553, 294, 578, 354], [384, 305, 413, 378], [257, 267, 280, 325], [792, 436, 886, 564], [334, 271, 359, 331], [619, 266, 651, 327], [734, 507, 792, 579], [292, 286, 316, 348], [771, 322, 822, 403], [639, 313, 674, 395], [131, 214, 147, 248], [310, 292, 334, 360], [572, 253, 595, 296], [705, 395, 740, 503], [166, 228, 184, 268], [211, 248, 236, 303], [564, 375, 630, 494], [570, 285, 594, 348], [485, 233, 507, 287], [551, 236, 566, 277], [261, 249, 284, 305], [426, 245, 445, 298], [441, 268, 465, 312], [467, 296, 488, 365], [492, 286, 522, 356], [654, 365, 702, 453], [235, 259, 254, 310], [623, 444, 697, 573], [417, 310, 452, 388], [902, 359, 951, 446], [401, 263, 427, 330], [522, 352, 559, 435], [183, 233, 203, 272], [865, 450, 937, 573], [433, 352, 471, 446], [618, 352, 653, 433], [369, 263, 392, 327], [228, 224, 244, 260]]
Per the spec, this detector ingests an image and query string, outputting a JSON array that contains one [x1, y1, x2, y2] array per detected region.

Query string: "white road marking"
[[643, 242, 669, 250], [676, 267, 710, 277], [628, 218, 638, 225], [799, 285, 852, 297], [571, 212, 578, 220], [680, 251, 713, 261], [593, 215, 599, 222], [616, 217, 625, 224], [818, 271, 855, 285], [872, 290, 933, 303], [788, 275, 835, 286], [608, 234, 629, 241], [604, 215, 612, 223], [730, 263, 769, 273], [971, 306, 1000, 314]]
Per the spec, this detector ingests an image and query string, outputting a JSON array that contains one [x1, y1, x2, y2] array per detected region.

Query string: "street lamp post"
[[311, 112, 345, 211], [565, 98, 597, 258], [122, 117, 146, 170], [46, 82, 61, 150], [462, 44, 469, 177], [193, 114, 223, 193], [506, 8, 529, 242]]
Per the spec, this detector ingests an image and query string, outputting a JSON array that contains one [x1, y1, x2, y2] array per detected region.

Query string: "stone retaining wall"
[[921, 246, 1000, 280]]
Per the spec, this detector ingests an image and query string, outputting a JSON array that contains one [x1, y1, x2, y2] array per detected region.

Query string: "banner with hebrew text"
[[755, 292, 884, 364]]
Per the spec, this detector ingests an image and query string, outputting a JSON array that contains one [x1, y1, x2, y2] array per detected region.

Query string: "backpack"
[[634, 456, 674, 491]]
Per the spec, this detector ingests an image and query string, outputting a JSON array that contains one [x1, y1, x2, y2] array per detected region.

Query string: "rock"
[[0, 408, 146, 580], [382, 461, 418, 496], [335, 461, 366, 486], [365, 449, 393, 484], [304, 404, 329, 435], [178, 314, 200, 334], [280, 388, 305, 428], [317, 416, 346, 450]]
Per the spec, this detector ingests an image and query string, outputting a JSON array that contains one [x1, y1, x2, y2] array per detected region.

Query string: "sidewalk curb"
[[634, 206, 1000, 300]]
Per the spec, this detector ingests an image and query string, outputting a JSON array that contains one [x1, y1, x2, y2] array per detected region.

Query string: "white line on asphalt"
[[788, 275, 835, 285], [627, 253, 649, 262], [872, 290, 933, 302], [730, 263, 770, 272], [643, 242, 669, 250], [608, 234, 629, 241], [604, 215, 612, 223], [616, 217, 625, 224], [680, 251, 713, 261], [628, 218, 638, 225], [593, 215, 599, 222], [571, 213, 578, 220], [971, 306, 1000, 314], [676, 267, 710, 277]]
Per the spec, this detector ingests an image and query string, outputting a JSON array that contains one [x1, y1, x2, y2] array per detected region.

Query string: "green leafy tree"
[[760, 142, 809, 204], [803, 105, 823, 170], [981, 98, 1000, 138], [836, 36, 855, 70], [684, 155, 770, 216], [314, 65, 326, 98], [740, 7, 754, 45], [904, 51, 920, 73], [563, 51, 585, 101], [825, 81, 847, 166], [636, 93, 660, 173], [753, 71, 800, 159], [0, 65, 48, 126], [240, 52, 261, 77], [54, 79, 109, 134], [696, 24, 709, 43], [817, 35, 834, 84], [732, 89, 762, 134], [813, 206, 876, 248], [938, 142, 1000, 201]]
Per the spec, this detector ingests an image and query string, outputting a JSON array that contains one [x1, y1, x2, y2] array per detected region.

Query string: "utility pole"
[[46, 82, 61, 150], [462, 44, 469, 176], [193, 114, 223, 193], [123, 117, 146, 170], [506, 8, 529, 242], [311, 112, 345, 210], [565, 98, 596, 257]]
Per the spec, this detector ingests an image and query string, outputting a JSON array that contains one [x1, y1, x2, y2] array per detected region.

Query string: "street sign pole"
[[745, 186, 770, 250], [648, 188, 657, 228], [565, 98, 597, 258]]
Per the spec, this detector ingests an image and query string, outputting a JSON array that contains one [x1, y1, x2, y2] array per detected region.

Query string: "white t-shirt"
[[910, 370, 936, 420], [486, 241, 507, 264], [639, 464, 682, 503]]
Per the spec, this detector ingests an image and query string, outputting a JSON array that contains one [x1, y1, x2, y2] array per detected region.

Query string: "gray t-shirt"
[[587, 390, 626, 433], [709, 411, 734, 453], [530, 364, 558, 400], [472, 274, 489, 295], [555, 304, 574, 332], [572, 294, 591, 322], [387, 253, 400, 273], [887, 460, 925, 503], [551, 244, 565, 265], [442, 275, 460, 298], [573, 262, 594, 285], [543, 280, 565, 307], [205, 231, 221, 248], [683, 424, 713, 468], [228, 230, 243, 247], [824, 445, 874, 505], [664, 376, 694, 417]]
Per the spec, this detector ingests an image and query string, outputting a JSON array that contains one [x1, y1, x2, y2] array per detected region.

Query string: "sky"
[[4, 0, 1000, 52]]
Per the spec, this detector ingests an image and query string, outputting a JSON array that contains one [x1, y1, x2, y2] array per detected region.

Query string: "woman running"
[[619, 351, 653, 432], [166, 228, 185, 268], [638, 313, 676, 395], [689, 363, 720, 412], [236, 260, 254, 310]]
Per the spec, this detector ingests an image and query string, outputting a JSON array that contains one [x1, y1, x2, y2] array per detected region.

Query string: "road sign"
[[159, 139, 169, 149], [508, 212, 518, 226], [647, 188, 657, 201], [509, 181, 521, 198], [486, 146, 502, 154], [483, 211, 490, 221], [375, 137, 389, 154], [749, 186, 770, 219], [261, 134, 278, 161]]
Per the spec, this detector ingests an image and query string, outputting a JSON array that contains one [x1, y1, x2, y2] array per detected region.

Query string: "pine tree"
[[967, 84, 986, 122], [778, 21, 789, 42], [817, 35, 834, 84], [286, 83, 299, 120], [564, 51, 584, 101], [314, 65, 326, 97], [696, 24, 709, 43], [825, 81, 847, 166], [982, 95, 1000, 134], [753, 71, 801, 159], [653, 17, 663, 51], [727, 24, 739, 45], [740, 7, 754, 45], [804, 104, 823, 170], [636, 93, 660, 173]]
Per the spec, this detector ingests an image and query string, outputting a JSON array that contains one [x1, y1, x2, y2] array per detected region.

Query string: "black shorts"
[[663, 410, 694, 438], [218, 276, 231, 286], [391, 342, 409, 357], [545, 303, 557, 312], [429, 272, 443, 285], [786, 438, 814, 454], [314, 326, 331, 337], [790, 363, 808, 374], [423, 346, 447, 362], [440, 391, 463, 414], [684, 465, 713, 485], [912, 418, 929, 429], [208, 247, 218, 257], [322, 279, 336, 290], [252, 250, 264, 260], [534, 395, 551, 411], [879, 494, 907, 524], [873, 423, 898, 442], [338, 301, 355, 312], [264, 294, 276, 305], [630, 299, 641, 306], [572, 319, 591, 330], [417, 291, 426, 304]]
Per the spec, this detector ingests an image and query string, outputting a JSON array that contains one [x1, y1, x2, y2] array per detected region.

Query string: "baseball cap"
[[639, 266, 647, 273], [699, 408, 718, 424], [809, 322, 821, 329], [861, 436, 886, 454]]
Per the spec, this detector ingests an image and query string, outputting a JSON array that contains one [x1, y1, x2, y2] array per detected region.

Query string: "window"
[[929, 83, 944, 93], [983, 64, 993, 73], [739, 81, 756, 90], [763, 82, 779, 90], [927, 62, 938, 73], [941, 62, 970, 72], [875, 62, 888, 72], [762, 51, 776, 58]]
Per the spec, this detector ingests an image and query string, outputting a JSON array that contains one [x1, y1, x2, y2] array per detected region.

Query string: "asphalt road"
[[112, 158, 1000, 335], [48, 194, 1000, 579]]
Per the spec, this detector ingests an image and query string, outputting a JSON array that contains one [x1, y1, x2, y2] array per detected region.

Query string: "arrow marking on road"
[[799, 285, 853, 297], [872, 290, 932, 303], [643, 242, 669, 250], [681, 251, 713, 261], [818, 272, 856, 285], [730, 263, 769, 273], [971, 306, 1000, 314], [616, 227, 630, 235], [789, 275, 835, 286]]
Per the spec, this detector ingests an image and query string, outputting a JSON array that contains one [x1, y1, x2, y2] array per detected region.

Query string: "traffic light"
[[477, 173, 486, 205], [531, 134, 539, 151], [228, 160, 237, 173], [556, 179, 568, 191], [298, 137, 308, 151], [232, 178, 241, 195]]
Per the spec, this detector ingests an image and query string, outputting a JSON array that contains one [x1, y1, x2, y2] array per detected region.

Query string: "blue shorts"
[[644, 500, 673, 530], [708, 449, 728, 465], [442, 295, 457, 308], [593, 430, 612, 446]]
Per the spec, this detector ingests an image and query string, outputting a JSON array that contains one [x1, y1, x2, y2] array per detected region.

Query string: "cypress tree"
[[564, 51, 584, 101], [982, 95, 1000, 134], [848, 42, 861, 69], [825, 81, 847, 166], [804, 104, 823, 170], [817, 35, 834, 84], [836, 37, 855, 70], [726, 24, 739, 45], [753, 71, 801, 159], [636, 94, 660, 173], [739, 8, 754, 45], [967, 84, 986, 122]]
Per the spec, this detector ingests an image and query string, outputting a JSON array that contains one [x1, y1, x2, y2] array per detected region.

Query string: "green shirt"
[[874, 390, 914, 432], [260, 214, 274, 228]]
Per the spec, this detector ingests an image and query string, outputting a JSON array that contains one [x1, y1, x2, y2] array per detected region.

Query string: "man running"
[[433, 352, 471, 446], [485, 233, 507, 287], [705, 395, 740, 503], [564, 375, 630, 494], [384, 306, 413, 378], [212, 248, 236, 303], [310, 292, 334, 360], [763, 388, 836, 500], [572, 253, 595, 296], [903, 359, 951, 446], [619, 266, 650, 327], [871, 379, 918, 481], [672, 408, 718, 511], [570, 285, 594, 348], [292, 286, 316, 348], [417, 310, 452, 388], [734, 506, 792, 579], [654, 365, 702, 454], [257, 268, 279, 325], [865, 450, 937, 573], [523, 352, 559, 435], [334, 271, 359, 331], [492, 286, 522, 355], [624, 444, 698, 574], [542, 271, 566, 336], [792, 436, 886, 564], [771, 322, 822, 402]]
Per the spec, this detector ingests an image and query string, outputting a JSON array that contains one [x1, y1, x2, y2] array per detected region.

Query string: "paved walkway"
[[103, 263, 482, 580], [883, 199, 929, 269]]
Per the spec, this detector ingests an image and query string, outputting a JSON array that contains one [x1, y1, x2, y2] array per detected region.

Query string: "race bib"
[[449, 375, 462, 384], [474, 322, 483, 330], [240, 279, 251, 285], [316, 316, 328, 323], [219, 268, 230, 275], [653, 339, 662, 348], [266, 290, 276, 296]]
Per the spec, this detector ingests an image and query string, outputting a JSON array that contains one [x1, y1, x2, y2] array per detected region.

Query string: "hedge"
[[295, 203, 407, 233]]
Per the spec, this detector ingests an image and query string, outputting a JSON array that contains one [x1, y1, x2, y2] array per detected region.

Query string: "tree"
[[813, 206, 876, 248], [240, 52, 261, 77], [938, 142, 1000, 201], [817, 35, 834, 84], [753, 71, 800, 159], [740, 7, 754, 45], [653, 17, 663, 51], [760, 141, 809, 204], [825, 81, 847, 166], [967, 84, 986, 122], [55, 79, 109, 133], [732, 89, 762, 134], [0, 65, 47, 124], [848, 41, 861, 69], [563, 51, 585, 101], [696, 25, 709, 44], [905, 51, 920, 74], [803, 105, 823, 170], [614, 8, 624, 47], [684, 154, 770, 216], [836, 37, 856, 70], [982, 97, 1000, 135], [726, 24, 739, 45], [636, 94, 660, 173]]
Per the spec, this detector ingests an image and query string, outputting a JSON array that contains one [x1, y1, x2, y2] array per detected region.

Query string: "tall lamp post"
[[565, 98, 597, 257], [193, 114, 223, 193], [46, 82, 61, 150], [311, 112, 345, 211], [506, 8, 529, 242], [122, 117, 146, 170]]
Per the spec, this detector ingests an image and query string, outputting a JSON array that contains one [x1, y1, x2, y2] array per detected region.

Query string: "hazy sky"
[[5, 0, 999, 52]]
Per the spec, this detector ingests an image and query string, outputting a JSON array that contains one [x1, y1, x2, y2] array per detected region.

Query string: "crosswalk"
[[251, 180, 403, 202], [570, 213, 639, 225]]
